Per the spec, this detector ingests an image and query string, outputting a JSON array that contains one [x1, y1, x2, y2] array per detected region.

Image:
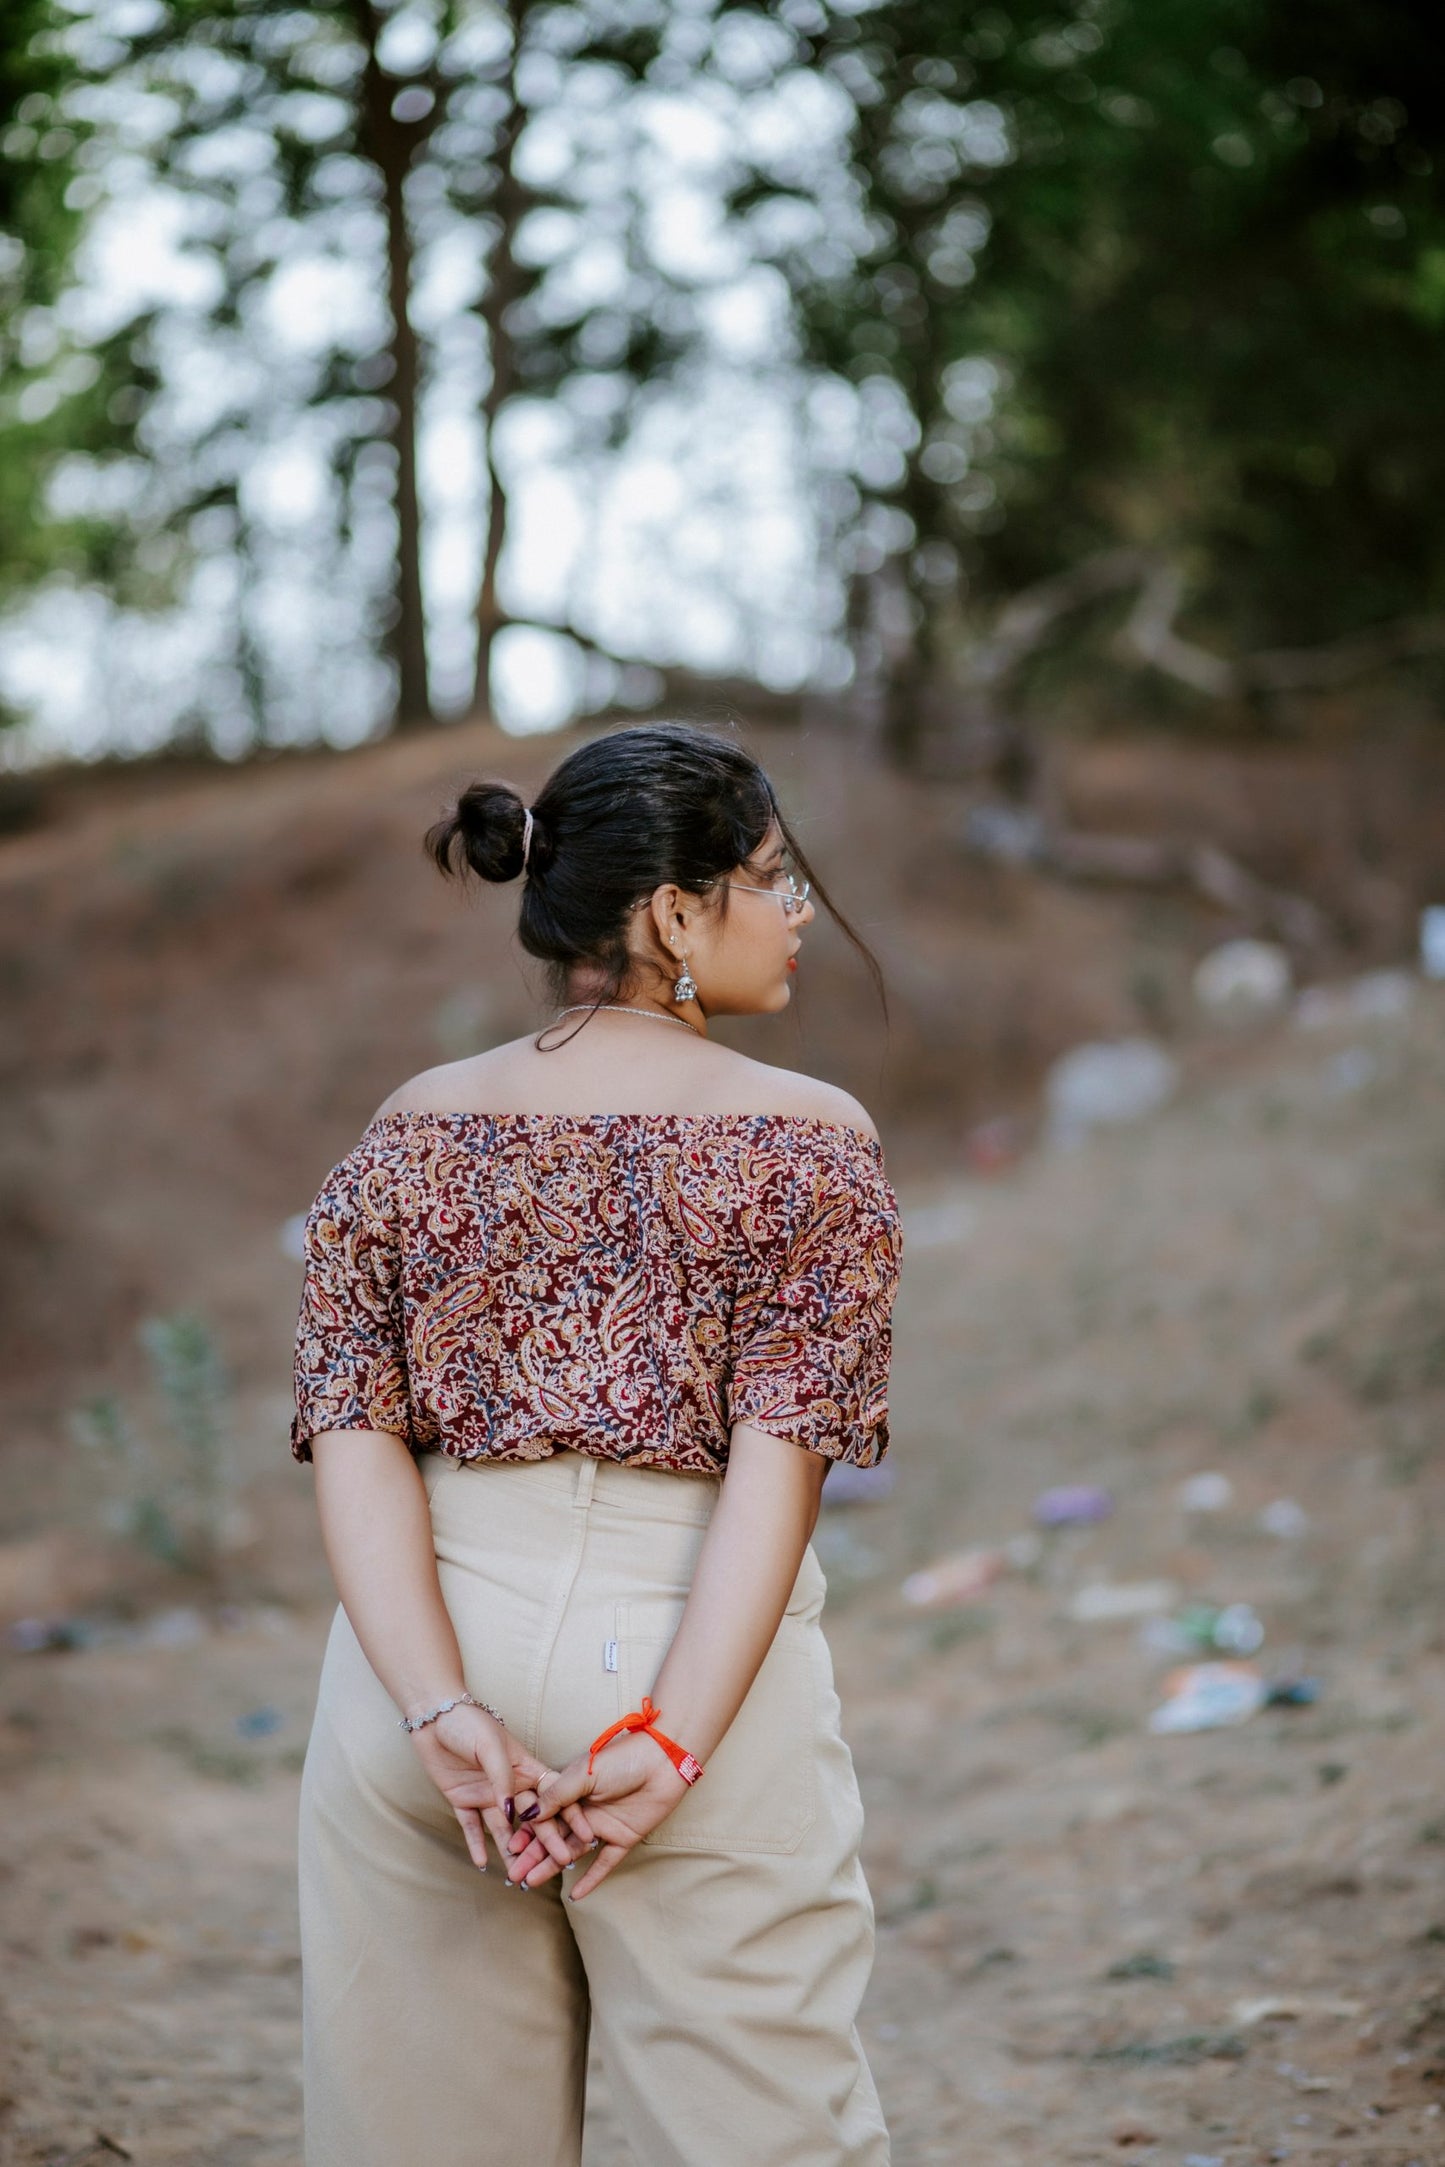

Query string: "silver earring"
[[673, 953, 698, 1003]]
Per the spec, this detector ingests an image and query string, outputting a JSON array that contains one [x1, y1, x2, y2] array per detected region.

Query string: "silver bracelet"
[[400, 1691, 504, 1735]]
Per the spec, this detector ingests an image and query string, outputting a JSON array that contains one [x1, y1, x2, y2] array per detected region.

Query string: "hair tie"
[[520, 806, 534, 874]]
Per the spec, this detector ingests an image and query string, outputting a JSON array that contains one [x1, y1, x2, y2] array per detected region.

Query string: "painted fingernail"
[[503, 1799, 515, 1826], [519, 1804, 541, 1822]]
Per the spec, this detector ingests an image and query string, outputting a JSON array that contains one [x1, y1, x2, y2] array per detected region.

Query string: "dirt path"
[[4, 991, 1443, 2166]]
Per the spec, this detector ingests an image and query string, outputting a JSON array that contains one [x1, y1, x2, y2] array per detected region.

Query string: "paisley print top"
[[291, 1110, 902, 1474]]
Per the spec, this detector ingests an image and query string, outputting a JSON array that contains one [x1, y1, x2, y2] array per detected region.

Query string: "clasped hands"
[[408, 1704, 689, 1901]]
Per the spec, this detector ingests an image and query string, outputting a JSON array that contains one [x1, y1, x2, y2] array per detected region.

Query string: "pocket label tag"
[[604, 1639, 619, 1672]]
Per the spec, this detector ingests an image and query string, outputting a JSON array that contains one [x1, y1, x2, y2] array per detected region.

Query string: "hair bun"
[[426, 781, 530, 884]]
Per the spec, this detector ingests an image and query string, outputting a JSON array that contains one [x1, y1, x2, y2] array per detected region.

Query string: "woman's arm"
[[311, 1429, 587, 1874], [648, 1422, 828, 1760], [516, 1423, 828, 1898], [312, 1428, 469, 1717]]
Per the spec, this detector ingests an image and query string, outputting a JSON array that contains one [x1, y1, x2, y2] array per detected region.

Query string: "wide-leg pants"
[[298, 1448, 890, 2167]]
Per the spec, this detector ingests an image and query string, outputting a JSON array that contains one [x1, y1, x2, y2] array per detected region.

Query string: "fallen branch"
[[964, 805, 1328, 949], [959, 548, 1445, 707], [1116, 560, 1235, 697], [973, 548, 1153, 684], [1241, 614, 1445, 693]]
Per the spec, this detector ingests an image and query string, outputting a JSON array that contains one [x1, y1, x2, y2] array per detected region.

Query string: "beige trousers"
[[298, 1449, 889, 2167]]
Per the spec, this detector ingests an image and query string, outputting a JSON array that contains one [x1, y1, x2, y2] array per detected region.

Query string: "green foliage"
[[1089, 2030, 1247, 2066], [70, 1390, 187, 1569], [0, 2, 150, 620], [1106, 1950, 1176, 1980], [139, 1310, 230, 1555], [70, 1310, 234, 1576], [740, 0, 1445, 721]]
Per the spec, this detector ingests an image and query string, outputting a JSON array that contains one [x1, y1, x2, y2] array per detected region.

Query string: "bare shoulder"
[[720, 1054, 880, 1145], [371, 1041, 535, 1120], [369, 1036, 880, 1143]]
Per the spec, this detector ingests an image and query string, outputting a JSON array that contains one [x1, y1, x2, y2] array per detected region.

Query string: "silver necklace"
[[553, 1002, 704, 1038]]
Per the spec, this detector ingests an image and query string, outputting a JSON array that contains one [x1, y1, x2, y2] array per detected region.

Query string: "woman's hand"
[[511, 1733, 689, 1899], [311, 1434, 598, 1876], [511, 1426, 826, 1896], [408, 1705, 595, 1876]]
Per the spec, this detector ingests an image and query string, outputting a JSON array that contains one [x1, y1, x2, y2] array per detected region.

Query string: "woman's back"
[[291, 1094, 900, 1476]]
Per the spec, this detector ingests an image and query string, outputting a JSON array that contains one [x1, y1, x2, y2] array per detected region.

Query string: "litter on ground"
[[901, 1548, 1009, 1609], [1147, 1662, 1269, 1734], [1043, 1039, 1179, 1149], [1034, 1484, 1114, 1527]]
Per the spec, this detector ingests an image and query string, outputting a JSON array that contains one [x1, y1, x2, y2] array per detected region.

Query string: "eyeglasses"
[[712, 872, 811, 919]]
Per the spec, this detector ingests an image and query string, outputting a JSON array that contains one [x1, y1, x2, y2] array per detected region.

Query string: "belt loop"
[[575, 1454, 598, 1510]]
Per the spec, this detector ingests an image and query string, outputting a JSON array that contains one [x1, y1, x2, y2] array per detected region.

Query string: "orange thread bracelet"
[[587, 1696, 704, 1786]]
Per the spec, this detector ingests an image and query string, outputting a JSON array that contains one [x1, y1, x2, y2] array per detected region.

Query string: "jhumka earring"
[[672, 945, 698, 1004]]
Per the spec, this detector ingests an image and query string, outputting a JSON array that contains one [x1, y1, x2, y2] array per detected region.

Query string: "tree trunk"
[[470, 6, 526, 719], [881, 441, 950, 768], [235, 502, 269, 749], [355, 5, 431, 730], [876, 192, 955, 770]]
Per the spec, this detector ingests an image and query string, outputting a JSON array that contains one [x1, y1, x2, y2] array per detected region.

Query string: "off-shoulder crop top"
[[291, 1110, 903, 1475]]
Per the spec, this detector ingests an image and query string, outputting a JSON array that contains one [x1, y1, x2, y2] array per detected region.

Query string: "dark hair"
[[425, 721, 884, 1017]]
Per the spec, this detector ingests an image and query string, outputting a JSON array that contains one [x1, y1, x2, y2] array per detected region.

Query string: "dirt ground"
[[4, 960, 1444, 2164], [6, 718, 1445, 1478]]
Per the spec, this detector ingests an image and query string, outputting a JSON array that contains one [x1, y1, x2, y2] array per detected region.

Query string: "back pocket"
[[614, 1600, 820, 1856]]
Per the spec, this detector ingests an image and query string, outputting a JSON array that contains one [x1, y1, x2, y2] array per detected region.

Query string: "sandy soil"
[[3, 970, 1443, 2166]]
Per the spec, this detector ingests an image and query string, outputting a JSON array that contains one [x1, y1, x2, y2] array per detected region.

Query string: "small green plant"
[[877, 1875, 942, 1925], [1089, 2031, 1246, 2067], [1221, 1381, 1280, 1444], [1382, 1410, 1440, 1485], [70, 1391, 187, 1568], [153, 1725, 264, 1787], [1106, 1951, 1176, 1982], [927, 1610, 993, 1654], [1035, 1700, 1133, 1751], [70, 1311, 233, 1577]]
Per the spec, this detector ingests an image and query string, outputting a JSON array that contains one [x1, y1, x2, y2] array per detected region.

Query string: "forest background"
[[2, 0, 1441, 780]]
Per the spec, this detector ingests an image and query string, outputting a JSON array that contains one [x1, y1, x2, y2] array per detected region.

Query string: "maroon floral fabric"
[[291, 1111, 902, 1473]]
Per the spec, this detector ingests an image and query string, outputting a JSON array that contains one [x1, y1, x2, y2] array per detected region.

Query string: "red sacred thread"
[[587, 1697, 704, 1786]]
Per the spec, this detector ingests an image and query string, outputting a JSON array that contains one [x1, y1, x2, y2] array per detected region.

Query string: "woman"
[[292, 723, 903, 2167]]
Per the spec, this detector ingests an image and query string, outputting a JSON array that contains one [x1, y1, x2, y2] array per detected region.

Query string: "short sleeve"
[[727, 1136, 903, 1466], [290, 1136, 414, 1464]]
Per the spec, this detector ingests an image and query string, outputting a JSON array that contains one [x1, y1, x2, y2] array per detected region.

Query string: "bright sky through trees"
[[1, 0, 863, 757], [2, 1, 1440, 765]]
